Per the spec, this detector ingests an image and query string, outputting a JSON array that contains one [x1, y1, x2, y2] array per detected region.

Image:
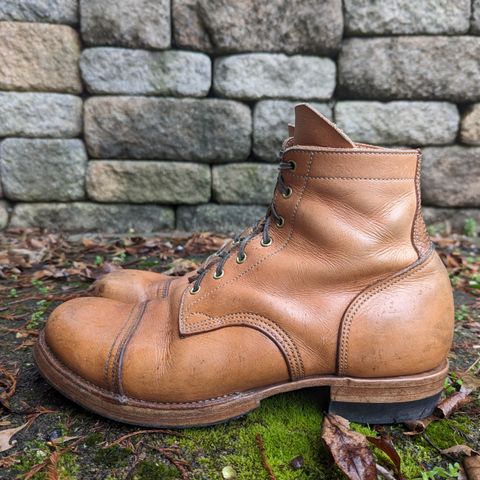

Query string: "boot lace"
[[189, 152, 295, 294]]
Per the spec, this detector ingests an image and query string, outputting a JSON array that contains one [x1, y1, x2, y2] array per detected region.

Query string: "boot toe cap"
[[44, 297, 133, 389]]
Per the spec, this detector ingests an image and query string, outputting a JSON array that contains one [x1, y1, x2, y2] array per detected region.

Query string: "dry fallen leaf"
[[403, 416, 436, 435], [163, 258, 199, 276], [367, 436, 403, 479], [464, 454, 480, 480], [441, 445, 479, 457], [0, 422, 27, 452], [321, 414, 377, 480], [435, 386, 473, 418]]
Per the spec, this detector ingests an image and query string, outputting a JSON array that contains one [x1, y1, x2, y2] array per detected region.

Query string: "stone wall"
[[0, 0, 479, 234]]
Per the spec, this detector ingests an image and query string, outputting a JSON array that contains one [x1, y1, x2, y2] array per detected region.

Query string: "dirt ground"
[[0, 229, 479, 480]]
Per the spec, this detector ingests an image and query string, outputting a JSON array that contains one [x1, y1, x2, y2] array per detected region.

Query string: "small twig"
[[103, 428, 183, 448], [148, 444, 190, 480], [3, 294, 51, 307], [0, 365, 18, 411], [465, 355, 480, 373], [23, 438, 83, 480], [423, 433, 456, 463], [124, 454, 146, 480], [376, 464, 397, 480], [255, 433, 276, 480], [0, 326, 39, 337]]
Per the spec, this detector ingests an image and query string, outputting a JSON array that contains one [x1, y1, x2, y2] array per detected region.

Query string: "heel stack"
[[328, 362, 448, 424]]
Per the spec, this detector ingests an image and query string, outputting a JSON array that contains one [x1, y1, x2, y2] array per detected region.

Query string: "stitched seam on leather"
[[338, 250, 435, 375], [285, 148, 417, 156], [103, 304, 136, 390], [412, 151, 421, 256], [193, 316, 301, 380], [111, 302, 149, 395], [412, 151, 432, 257], [179, 151, 314, 328], [189, 312, 304, 379], [161, 278, 174, 299], [289, 174, 413, 181]]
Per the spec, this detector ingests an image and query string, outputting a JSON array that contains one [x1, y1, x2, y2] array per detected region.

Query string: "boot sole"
[[34, 332, 447, 427]]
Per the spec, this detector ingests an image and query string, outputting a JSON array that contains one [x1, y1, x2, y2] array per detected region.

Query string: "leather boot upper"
[[44, 104, 454, 404]]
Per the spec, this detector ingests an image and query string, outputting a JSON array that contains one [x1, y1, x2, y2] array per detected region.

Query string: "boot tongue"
[[293, 103, 355, 149]]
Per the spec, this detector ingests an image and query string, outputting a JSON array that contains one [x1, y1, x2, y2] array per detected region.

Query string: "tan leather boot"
[[34, 104, 454, 427]]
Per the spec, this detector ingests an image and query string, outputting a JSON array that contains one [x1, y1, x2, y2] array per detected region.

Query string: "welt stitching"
[[338, 251, 435, 374], [103, 304, 136, 389], [189, 312, 304, 379], [111, 302, 148, 394], [179, 151, 314, 329]]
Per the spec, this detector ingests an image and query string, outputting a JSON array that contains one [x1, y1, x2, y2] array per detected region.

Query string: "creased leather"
[[338, 250, 454, 377]]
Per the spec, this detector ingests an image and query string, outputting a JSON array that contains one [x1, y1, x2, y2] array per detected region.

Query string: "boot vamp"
[[44, 283, 290, 403], [180, 248, 365, 379]]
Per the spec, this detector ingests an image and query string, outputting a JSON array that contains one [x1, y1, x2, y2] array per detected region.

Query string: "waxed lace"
[[189, 152, 294, 292]]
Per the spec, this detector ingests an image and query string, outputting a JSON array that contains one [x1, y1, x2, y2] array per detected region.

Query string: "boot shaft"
[[280, 104, 431, 280]]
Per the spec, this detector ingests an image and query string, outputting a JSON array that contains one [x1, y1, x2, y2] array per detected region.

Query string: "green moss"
[[464, 218, 478, 237], [15, 440, 79, 479], [94, 444, 132, 467], [166, 390, 344, 480], [398, 442, 439, 479], [350, 423, 377, 437], [423, 416, 474, 449], [455, 305, 471, 322], [133, 459, 180, 479], [390, 416, 475, 479], [85, 431, 104, 447]]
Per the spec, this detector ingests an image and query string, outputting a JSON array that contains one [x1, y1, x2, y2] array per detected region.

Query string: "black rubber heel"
[[328, 392, 441, 424]]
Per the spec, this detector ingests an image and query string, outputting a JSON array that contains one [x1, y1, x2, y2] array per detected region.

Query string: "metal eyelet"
[[213, 270, 224, 279], [236, 253, 247, 264], [190, 285, 201, 295], [289, 161, 297, 172], [260, 237, 273, 247], [282, 187, 292, 199], [276, 216, 285, 228]]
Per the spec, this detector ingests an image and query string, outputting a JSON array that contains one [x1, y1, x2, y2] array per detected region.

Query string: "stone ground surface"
[[0, 230, 479, 480]]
